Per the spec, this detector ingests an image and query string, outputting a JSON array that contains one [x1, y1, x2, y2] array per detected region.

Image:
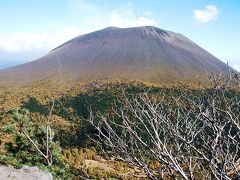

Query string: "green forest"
[[0, 73, 240, 179]]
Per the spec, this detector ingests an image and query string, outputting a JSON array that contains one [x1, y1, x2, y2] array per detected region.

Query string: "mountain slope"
[[0, 26, 230, 86]]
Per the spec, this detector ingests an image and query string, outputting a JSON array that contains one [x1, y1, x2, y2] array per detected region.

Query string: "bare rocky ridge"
[[0, 165, 52, 180], [0, 26, 231, 86]]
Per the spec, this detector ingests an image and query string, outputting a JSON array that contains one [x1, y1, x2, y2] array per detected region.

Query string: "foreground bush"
[[89, 73, 240, 179]]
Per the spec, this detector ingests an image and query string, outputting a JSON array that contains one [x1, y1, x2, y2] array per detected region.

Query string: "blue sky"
[[0, 0, 239, 71]]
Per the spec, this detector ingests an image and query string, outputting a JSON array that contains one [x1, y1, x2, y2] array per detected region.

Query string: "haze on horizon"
[[0, 0, 239, 71]]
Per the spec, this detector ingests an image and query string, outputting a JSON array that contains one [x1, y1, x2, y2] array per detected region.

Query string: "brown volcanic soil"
[[0, 26, 230, 87]]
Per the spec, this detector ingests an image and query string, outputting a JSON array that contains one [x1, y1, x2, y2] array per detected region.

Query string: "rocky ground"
[[0, 165, 52, 180]]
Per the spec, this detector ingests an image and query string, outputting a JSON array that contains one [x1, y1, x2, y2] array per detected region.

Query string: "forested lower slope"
[[0, 74, 240, 179]]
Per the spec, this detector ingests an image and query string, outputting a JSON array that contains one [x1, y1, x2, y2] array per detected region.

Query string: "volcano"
[[0, 26, 230, 86]]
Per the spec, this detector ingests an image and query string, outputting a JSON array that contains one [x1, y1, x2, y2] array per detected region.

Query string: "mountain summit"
[[0, 26, 230, 86]]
